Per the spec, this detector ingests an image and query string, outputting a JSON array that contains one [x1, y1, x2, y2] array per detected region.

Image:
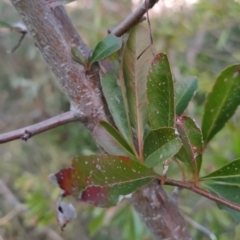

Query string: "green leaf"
[[218, 205, 240, 222], [201, 181, 240, 208], [147, 53, 175, 129], [93, 121, 135, 158], [88, 210, 105, 236], [0, 21, 13, 30], [90, 34, 122, 65], [200, 159, 240, 219], [175, 77, 198, 116], [52, 155, 157, 207], [71, 46, 88, 66], [112, 206, 151, 240], [122, 24, 153, 147], [202, 65, 240, 144], [201, 159, 240, 182], [143, 128, 182, 168], [176, 147, 202, 175], [100, 55, 133, 146], [123, 208, 145, 240], [0, 20, 12, 29], [175, 116, 203, 174]]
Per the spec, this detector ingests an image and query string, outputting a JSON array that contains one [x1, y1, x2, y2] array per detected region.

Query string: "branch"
[[111, 0, 159, 37], [0, 208, 23, 226], [10, 0, 111, 131], [131, 180, 192, 240], [0, 180, 26, 210], [165, 179, 240, 212], [0, 111, 79, 144]]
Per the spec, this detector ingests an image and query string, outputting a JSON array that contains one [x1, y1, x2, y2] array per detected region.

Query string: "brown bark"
[[10, 0, 109, 131], [131, 181, 191, 240], [9, 0, 191, 239]]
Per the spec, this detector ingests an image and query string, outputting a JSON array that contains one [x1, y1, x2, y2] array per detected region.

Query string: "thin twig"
[[0, 111, 80, 144], [6, 32, 27, 54], [111, 0, 159, 37], [184, 215, 217, 240], [165, 179, 240, 212], [0, 179, 63, 240], [145, 0, 155, 56], [0, 180, 26, 209], [171, 187, 181, 202], [0, 180, 26, 224], [0, 208, 23, 225], [3, 21, 28, 54]]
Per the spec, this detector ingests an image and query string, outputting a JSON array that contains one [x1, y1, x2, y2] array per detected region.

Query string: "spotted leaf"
[[202, 65, 240, 145], [175, 116, 203, 174], [52, 155, 157, 207], [175, 77, 198, 116], [100, 54, 133, 146], [122, 23, 154, 153], [200, 159, 240, 221], [143, 128, 182, 168], [147, 53, 175, 129]]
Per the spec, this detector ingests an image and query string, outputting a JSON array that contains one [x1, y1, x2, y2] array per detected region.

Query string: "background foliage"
[[0, 0, 240, 239]]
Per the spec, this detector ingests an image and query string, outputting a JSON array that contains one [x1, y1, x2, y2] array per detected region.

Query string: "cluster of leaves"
[[52, 23, 240, 227]]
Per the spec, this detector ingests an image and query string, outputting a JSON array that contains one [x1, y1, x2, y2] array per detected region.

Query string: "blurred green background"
[[0, 0, 240, 239]]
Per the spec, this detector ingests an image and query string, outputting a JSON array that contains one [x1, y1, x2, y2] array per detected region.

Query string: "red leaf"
[[80, 186, 108, 207], [54, 168, 74, 196]]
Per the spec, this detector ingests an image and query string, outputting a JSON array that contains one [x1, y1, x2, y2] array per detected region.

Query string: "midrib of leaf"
[[146, 138, 178, 160], [166, 55, 175, 127], [119, 57, 136, 153], [204, 79, 234, 143], [80, 177, 154, 189], [202, 176, 240, 181], [180, 127, 194, 159], [80, 161, 156, 186], [129, 47, 143, 149], [135, 53, 144, 161], [123, 25, 152, 161], [207, 182, 240, 187], [168, 83, 173, 126], [134, 47, 151, 150], [201, 181, 240, 191]]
